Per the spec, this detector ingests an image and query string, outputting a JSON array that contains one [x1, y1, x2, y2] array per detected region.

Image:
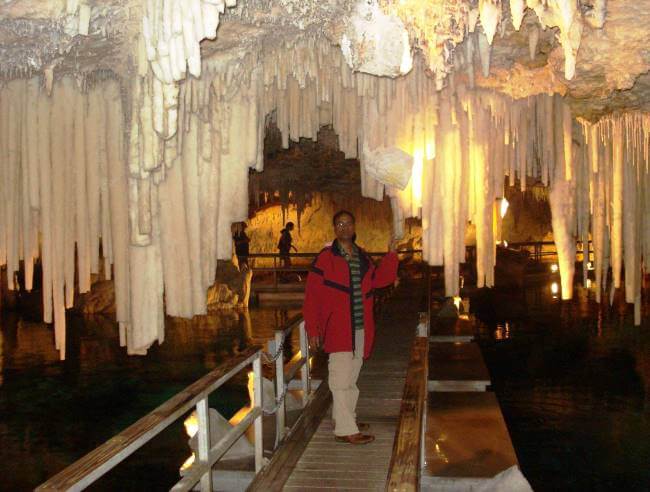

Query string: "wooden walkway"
[[281, 288, 420, 491], [422, 316, 520, 490]]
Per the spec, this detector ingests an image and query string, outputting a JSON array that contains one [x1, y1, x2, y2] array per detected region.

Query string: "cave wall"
[[246, 193, 420, 255]]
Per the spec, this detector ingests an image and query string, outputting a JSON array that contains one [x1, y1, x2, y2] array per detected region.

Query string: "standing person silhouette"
[[303, 210, 398, 444], [278, 222, 297, 281], [233, 222, 250, 269]]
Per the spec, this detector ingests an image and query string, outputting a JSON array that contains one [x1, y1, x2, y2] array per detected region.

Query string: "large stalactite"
[[0, 16, 649, 357]]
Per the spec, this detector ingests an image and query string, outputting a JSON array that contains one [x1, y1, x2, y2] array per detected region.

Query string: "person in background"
[[303, 210, 398, 445], [233, 222, 250, 270], [278, 222, 297, 280]]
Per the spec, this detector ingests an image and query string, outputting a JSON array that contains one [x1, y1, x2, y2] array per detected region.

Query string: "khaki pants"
[[328, 330, 364, 436]]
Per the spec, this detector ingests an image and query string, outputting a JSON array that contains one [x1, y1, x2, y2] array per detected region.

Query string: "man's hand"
[[388, 237, 399, 252], [308, 335, 321, 352]]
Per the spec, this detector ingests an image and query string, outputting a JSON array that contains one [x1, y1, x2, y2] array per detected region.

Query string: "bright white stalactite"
[[1, 31, 648, 359], [579, 113, 650, 325]]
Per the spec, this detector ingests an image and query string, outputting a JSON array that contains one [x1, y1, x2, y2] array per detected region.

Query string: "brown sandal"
[[334, 433, 375, 445]]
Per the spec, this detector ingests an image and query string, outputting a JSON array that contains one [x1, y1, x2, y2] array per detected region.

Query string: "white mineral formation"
[[0, 0, 645, 360], [479, 0, 502, 45], [341, 1, 413, 77], [510, 0, 526, 31], [362, 147, 414, 190]]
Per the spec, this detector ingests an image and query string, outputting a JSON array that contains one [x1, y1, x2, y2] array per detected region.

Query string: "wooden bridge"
[[37, 278, 527, 491]]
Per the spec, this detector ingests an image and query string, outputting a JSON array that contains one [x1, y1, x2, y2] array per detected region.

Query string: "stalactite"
[[578, 112, 649, 325], [2, 27, 648, 362]]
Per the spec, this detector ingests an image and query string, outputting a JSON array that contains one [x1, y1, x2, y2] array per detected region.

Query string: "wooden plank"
[[36, 346, 261, 492], [283, 477, 387, 489], [428, 342, 490, 383], [430, 317, 476, 338], [425, 392, 519, 478], [247, 380, 332, 491], [386, 337, 428, 492]]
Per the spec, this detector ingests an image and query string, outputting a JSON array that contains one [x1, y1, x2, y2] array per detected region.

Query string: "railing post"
[[253, 355, 264, 472], [274, 331, 286, 447], [299, 321, 311, 406], [196, 397, 213, 492], [273, 256, 278, 288]]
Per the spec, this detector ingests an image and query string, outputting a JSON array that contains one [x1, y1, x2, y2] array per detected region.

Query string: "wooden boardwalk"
[[281, 288, 420, 491], [423, 316, 520, 490]]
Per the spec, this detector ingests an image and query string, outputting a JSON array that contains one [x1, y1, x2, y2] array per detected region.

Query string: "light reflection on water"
[[0, 306, 299, 491], [473, 282, 650, 491]]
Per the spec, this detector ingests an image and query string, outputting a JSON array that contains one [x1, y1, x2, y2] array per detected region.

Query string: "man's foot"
[[334, 433, 375, 445], [357, 422, 370, 431]]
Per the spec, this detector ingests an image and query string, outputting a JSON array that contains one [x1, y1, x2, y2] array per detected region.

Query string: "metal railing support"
[[274, 331, 286, 446], [196, 397, 213, 492], [253, 355, 264, 473], [298, 321, 311, 407]]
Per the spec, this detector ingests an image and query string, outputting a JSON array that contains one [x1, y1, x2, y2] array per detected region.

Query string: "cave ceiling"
[[1, 0, 649, 120]]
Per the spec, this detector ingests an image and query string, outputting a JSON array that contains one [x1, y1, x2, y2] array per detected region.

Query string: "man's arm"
[[303, 252, 326, 347], [371, 251, 399, 289]]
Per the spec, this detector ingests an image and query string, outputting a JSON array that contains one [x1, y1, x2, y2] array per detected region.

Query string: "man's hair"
[[332, 210, 355, 226], [285, 222, 294, 229]]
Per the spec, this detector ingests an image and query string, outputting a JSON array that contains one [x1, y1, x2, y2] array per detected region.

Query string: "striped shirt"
[[339, 242, 365, 331]]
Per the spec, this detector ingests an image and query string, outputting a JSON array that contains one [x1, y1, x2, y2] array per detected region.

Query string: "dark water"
[[472, 282, 650, 491], [0, 307, 300, 491]]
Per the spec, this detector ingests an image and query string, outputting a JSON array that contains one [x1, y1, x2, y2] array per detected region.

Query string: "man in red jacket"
[[303, 210, 398, 444]]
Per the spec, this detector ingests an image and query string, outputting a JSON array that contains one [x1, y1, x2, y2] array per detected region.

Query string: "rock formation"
[[1, 0, 649, 358]]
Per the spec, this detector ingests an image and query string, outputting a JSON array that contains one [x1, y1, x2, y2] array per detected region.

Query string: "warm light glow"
[[586, 278, 592, 288], [399, 30, 413, 74], [499, 197, 509, 219], [495, 322, 511, 340], [247, 370, 254, 405], [411, 148, 424, 206], [550, 263, 559, 273], [551, 282, 559, 295], [503, 240, 508, 247], [453, 296, 462, 311], [425, 140, 436, 160], [184, 413, 199, 438], [587, 261, 594, 271], [229, 406, 252, 426], [180, 453, 196, 472]]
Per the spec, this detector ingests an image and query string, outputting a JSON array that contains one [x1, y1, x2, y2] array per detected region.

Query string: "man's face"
[[334, 214, 355, 241]]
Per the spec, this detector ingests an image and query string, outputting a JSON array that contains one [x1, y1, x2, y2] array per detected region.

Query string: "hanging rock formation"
[[1, 0, 649, 358]]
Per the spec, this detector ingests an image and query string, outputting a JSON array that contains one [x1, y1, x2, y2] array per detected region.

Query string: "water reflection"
[[474, 283, 650, 491], [494, 322, 511, 340], [0, 305, 299, 491]]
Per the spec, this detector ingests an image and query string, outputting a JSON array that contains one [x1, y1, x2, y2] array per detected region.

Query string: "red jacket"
[[303, 241, 399, 358]]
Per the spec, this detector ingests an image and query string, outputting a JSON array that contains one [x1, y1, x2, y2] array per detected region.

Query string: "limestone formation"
[[1, 0, 649, 358]]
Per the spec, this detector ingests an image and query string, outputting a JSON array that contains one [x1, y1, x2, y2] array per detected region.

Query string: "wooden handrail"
[[36, 346, 262, 492], [246, 249, 423, 258], [386, 336, 429, 492]]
